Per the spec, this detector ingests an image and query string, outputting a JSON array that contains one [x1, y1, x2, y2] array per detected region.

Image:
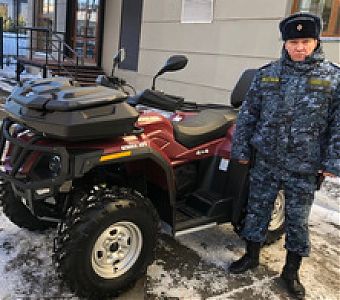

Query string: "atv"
[[0, 55, 285, 298]]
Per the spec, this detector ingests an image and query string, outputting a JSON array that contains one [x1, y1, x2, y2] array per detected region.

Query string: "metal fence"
[[0, 17, 28, 68]]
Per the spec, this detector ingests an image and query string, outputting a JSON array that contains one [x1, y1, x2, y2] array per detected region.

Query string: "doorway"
[[68, 0, 104, 65]]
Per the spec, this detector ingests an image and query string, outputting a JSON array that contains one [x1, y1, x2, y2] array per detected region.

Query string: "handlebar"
[[96, 75, 136, 96]]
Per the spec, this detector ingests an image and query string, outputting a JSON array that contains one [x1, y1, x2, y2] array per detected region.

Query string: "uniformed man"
[[229, 12, 339, 299]]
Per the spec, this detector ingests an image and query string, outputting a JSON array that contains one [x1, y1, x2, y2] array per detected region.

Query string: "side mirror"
[[157, 55, 188, 76], [152, 55, 188, 90], [114, 48, 126, 64], [111, 48, 126, 76]]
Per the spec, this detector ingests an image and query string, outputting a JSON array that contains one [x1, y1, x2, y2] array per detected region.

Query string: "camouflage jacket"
[[231, 46, 340, 176]]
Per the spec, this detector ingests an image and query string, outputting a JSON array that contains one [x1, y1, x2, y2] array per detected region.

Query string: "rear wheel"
[[54, 185, 159, 299], [266, 190, 285, 245], [233, 190, 285, 245], [0, 181, 55, 231]]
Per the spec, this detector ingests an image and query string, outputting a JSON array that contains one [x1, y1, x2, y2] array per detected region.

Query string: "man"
[[230, 12, 339, 299]]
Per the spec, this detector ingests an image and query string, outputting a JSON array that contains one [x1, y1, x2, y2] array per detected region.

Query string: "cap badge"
[[297, 24, 303, 31]]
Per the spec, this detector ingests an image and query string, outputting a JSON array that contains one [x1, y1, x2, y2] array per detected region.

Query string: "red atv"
[[0, 55, 285, 298]]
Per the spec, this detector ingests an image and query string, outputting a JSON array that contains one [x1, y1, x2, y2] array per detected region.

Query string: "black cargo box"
[[3, 77, 139, 141]]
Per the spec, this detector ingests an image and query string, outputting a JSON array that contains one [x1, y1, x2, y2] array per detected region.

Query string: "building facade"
[[9, 0, 340, 104], [103, 0, 340, 105]]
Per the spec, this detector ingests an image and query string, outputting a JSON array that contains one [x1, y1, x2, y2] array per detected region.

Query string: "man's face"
[[284, 38, 318, 62]]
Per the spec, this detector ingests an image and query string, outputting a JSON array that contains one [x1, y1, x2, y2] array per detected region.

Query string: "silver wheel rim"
[[268, 190, 285, 231], [91, 221, 142, 279]]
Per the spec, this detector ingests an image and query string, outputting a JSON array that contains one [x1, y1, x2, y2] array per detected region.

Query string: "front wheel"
[[53, 185, 159, 299], [0, 181, 55, 231]]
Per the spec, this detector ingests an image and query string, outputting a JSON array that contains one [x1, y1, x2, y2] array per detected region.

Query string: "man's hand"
[[238, 160, 249, 165]]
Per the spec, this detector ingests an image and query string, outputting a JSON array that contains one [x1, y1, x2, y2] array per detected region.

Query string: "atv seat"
[[172, 109, 237, 148]]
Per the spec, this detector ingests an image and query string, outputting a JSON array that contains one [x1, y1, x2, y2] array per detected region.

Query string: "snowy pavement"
[[146, 180, 339, 300], [0, 179, 338, 300], [0, 65, 42, 93]]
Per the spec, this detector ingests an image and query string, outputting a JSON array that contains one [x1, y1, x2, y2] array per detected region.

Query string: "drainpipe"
[[0, 17, 3, 69]]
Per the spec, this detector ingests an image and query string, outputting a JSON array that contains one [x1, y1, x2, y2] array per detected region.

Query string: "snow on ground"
[[0, 217, 72, 299], [0, 65, 42, 93], [146, 178, 340, 300], [0, 179, 338, 300]]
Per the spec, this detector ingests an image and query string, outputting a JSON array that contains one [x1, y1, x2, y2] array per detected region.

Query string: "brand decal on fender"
[[196, 149, 209, 155], [121, 142, 148, 151]]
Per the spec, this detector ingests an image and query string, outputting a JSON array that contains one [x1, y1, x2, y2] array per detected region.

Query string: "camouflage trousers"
[[241, 155, 317, 257]]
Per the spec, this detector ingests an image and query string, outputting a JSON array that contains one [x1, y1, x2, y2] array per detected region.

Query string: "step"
[[175, 218, 217, 237], [49, 69, 104, 74], [185, 190, 221, 214], [73, 77, 99, 82], [174, 208, 228, 236], [174, 202, 230, 236], [184, 189, 233, 217], [190, 189, 222, 206], [47, 62, 100, 69], [78, 82, 96, 86], [175, 209, 192, 223], [178, 204, 205, 218], [48, 66, 104, 73], [51, 72, 102, 80]]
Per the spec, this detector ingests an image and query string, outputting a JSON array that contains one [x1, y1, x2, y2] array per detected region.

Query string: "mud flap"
[[229, 150, 256, 234], [229, 160, 250, 234]]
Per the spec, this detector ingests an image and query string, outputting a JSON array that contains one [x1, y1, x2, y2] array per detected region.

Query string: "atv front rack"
[[0, 118, 70, 192]]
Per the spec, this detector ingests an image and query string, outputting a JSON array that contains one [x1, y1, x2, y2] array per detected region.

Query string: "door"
[[72, 0, 103, 65]]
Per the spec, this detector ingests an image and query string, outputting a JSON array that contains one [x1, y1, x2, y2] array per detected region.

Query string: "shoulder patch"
[[330, 62, 340, 70], [259, 62, 274, 71]]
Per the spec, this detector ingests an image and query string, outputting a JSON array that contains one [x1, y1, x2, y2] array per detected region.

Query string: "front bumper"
[[0, 118, 70, 198]]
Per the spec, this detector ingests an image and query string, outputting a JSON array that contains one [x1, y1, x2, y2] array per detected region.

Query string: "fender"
[[97, 146, 176, 204], [96, 146, 177, 228]]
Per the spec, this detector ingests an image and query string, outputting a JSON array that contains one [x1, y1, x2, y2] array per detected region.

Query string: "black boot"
[[229, 240, 261, 274], [280, 251, 306, 300]]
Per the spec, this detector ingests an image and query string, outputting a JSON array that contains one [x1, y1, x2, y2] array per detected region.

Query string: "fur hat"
[[279, 12, 321, 41]]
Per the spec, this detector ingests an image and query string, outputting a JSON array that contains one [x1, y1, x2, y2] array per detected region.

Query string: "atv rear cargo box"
[[3, 78, 139, 141]]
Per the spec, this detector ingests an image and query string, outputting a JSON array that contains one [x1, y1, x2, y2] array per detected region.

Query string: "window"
[[36, 0, 57, 30], [292, 0, 340, 37], [1, 1, 27, 32], [43, 0, 55, 15], [74, 0, 100, 62], [0, 4, 8, 20]]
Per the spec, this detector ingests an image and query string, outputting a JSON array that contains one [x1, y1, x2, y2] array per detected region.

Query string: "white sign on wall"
[[181, 0, 214, 24]]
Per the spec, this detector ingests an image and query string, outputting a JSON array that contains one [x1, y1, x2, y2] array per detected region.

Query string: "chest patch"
[[308, 78, 332, 92], [261, 76, 280, 83]]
